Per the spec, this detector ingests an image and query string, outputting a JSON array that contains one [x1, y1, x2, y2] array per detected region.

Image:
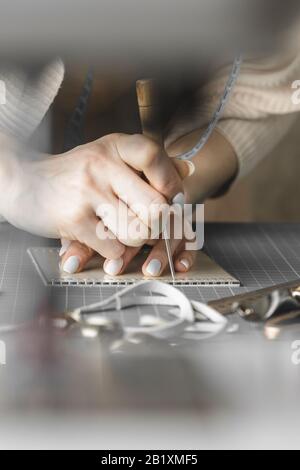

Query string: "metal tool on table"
[[209, 279, 300, 317], [209, 278, 300, 339]]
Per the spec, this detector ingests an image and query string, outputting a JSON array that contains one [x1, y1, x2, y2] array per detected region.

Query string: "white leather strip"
[[72, 280, 228, 340], [0, 281, 228, 340]]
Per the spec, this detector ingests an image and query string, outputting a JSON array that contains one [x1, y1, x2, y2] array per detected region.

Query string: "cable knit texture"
[[0, 58, 64, 140], [165, 50, 300, 179], [1, 50, 300, 183], [0, 59, 64, 222]]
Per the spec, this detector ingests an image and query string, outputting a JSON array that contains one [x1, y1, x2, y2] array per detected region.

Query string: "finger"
[[142, 234, 182, 278], [116, 134, 187, 203], [77, 216, 126, 260], [60, 241, 95, 274], [174, 247, 197, 273], [91, 193, 150, 248], [59, 238, 72, 257], [110, 166, 169, 234], [103, 246, 141, 277]]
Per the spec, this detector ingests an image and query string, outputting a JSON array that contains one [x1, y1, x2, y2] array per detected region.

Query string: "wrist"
[[167, 129, 238, 203]]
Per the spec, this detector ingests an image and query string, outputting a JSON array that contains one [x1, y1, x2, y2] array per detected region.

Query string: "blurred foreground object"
[[0, 0, 299, 68]]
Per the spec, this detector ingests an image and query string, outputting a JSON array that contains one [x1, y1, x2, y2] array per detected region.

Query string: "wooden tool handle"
[[136, 79, 162, 145], [136, 78, 177, 281], [136, 79, 192, 181]]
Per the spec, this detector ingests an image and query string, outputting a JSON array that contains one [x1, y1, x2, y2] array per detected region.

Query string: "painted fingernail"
[[186, 161, 195, 177], [62, 256, 80, 274], [104, 258, 124, 276], [59, 239, 71, 257], [172, 192, 185, 208], [180, 259, 190, 270], [146, 259, 162, 277]]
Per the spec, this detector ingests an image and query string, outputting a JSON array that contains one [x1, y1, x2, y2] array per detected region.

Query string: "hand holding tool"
[[136, 79, 177, 281]]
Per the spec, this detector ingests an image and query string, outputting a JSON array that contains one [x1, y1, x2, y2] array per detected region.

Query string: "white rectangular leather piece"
[[27, 247, 240, 287]]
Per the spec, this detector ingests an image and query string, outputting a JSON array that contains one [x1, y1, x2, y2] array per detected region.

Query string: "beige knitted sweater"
[[1, 50, 300, 181]]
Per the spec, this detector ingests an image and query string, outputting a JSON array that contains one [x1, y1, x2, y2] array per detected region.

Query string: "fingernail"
[[146, 259, 162, 277], [186, 161, 195, 177], [59, 239, 71, 257], [172, 192, 185, 208], [104, 258, 124, 276], [62, 256, 80, 274], [180, 259, 190, 270]]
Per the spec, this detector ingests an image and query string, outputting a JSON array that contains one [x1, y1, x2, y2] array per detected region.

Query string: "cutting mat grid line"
[[1, 223, 300, 326]]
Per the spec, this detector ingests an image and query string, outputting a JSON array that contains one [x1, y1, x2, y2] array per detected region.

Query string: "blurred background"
[[2, 0, 300, 223], [206, 117, 300, 222], [1, 0, 296, 223]]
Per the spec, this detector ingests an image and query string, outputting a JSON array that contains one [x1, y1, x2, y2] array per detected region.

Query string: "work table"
[[0, 223, 300, 449]]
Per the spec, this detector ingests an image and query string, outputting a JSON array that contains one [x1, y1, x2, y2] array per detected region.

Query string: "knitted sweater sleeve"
[[165, 51, 300, 179]]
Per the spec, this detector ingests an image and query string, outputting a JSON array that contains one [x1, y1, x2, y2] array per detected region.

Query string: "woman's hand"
[[59, 212, 197, 276], [1, 133, 189, 265], [59, 232, 197, 277], [57, 129, 237, 277]]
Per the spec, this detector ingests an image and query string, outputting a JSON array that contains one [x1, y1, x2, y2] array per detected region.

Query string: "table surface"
[[1, 222, 300, 449], [2, 222, 300, 324]]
